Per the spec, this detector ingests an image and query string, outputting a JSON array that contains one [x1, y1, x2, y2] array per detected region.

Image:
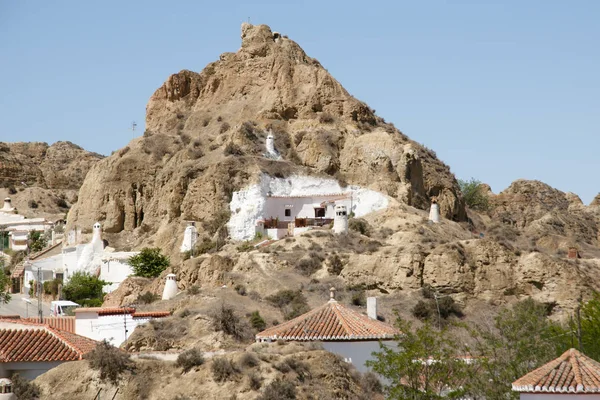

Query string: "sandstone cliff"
[[67, 23, 465, 251], [0, 141, 103, 218]]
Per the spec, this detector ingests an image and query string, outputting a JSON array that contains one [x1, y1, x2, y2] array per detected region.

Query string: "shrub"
[[202, 209, 231, 236], [55, 198, 69, 208], [62, 272, 106, 305], [42, 278, 61, 296], [8, 186, 16, 195], [318, 112, 335, 124], [176, 348, 204, 372], [211, 357, 237, 382], [295, 257, 321, 276], [412, 300, 433, 320], [136, 291, 159, 304], [351, 291, 366, 306], [258, 379, 297, 400], [224, 143, 243, 156], [28, 200, 38, 209], [11, 373, 41, 400], [238, 352, 259, 369], [458, 178, 490, 211], [211, 303, 252, 341], [266, 290, 310, 321], [128, 248, 170, 278], [235, 284, 247, 296], [86, 340, 132, 384], [236, 241, 253, 252], [248, 311, 266, 331], [348, 218, 370, 236], [421, 284, 435, 299], [187, 285, 200, 295], [247, 372, 262, 390], [361, 371, 383, 394], [28, 231, 47, 252], [220, 122, 230, 133]]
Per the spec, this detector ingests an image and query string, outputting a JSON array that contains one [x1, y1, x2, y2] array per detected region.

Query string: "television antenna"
[[130, 121, 137, 138]]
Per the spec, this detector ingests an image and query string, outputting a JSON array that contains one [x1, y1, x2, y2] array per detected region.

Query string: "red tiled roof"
[[74, 307, 135, 316], [512, 348, 600, 393], [24, 317, 75, 333], [256, 299, 399, 341], [0, 319, 97, 362], [132, 311, 171, 318]]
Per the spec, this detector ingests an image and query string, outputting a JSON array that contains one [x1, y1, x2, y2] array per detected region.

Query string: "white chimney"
[[367, 297, 377, 320], [2, 197, 14, 212], [428, 197, 440, 224], [162, 274, 178, 300]]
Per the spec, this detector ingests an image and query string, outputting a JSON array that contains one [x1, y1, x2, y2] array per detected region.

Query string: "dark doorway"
[[314, 208, 325, 218]]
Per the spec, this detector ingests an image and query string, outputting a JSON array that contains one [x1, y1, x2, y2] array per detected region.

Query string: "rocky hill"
[[67, 23, 464, 250], [0, 141, 103, 218]]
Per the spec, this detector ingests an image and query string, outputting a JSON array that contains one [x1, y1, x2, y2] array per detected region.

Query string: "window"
[[285, 209, 291, 217], [314, 208, 325, 218]]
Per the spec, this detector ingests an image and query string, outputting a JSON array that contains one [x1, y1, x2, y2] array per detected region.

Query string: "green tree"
[[458, 178, 490, 211], [62, 272, 107, 306], [128, 247, 170, 278], [463, 299, 569, 399], [575, 292, 600, 361], [28, 231, 48, 252], [0, 267, 11, 304], [367, 318, 468, 399]]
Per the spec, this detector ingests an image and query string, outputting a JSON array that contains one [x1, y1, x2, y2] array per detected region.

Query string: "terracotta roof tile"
[[24, 317, 75, 333], [256, 300, 399, 341], [74, 307, 135, 316], [513, 348, 600, 393], [132, 311, 171, 318], [0, 319, 97, 362]]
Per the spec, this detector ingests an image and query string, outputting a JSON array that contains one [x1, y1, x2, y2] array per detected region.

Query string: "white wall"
[[322, 340, 396, 373], [75, 312, 151, 347], [100, 258, 134, 293]]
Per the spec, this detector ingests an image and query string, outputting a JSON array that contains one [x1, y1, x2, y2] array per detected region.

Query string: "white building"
[[256, 290, 398, 373], [0, 198, 52, 251], [74, 307, 170, 347], [0, 318, 97, 385], [228, 174, 389, 241], [512, 348, 600, 399]]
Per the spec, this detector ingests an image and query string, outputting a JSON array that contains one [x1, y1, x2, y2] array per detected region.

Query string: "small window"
[[315, 208, 325, 218], [285, 209, 291, 217]]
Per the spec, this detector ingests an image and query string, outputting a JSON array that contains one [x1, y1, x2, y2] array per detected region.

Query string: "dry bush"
[[224, 142, 244, 156], [295, 255, 322, 276], [318, 112, 335, 124], [211, 303, 253, 341], [220, 122, 230, 133], [187, 146, 204, 159], [176, 348, 204, 372], [294, 131, 307, 146], [238, 352, 259, 369], [211, 357, 238, 382], [247, 372, 262, 390], [86, 340, 132, 384], [349, 218, 371, 236], [11, 374, 40, 400], [266, 290, 310, 321], [327, 254, 344, 275], [258, 379, 296, 400], [136, 291, 159, 304], [360, 371, 383, 395]]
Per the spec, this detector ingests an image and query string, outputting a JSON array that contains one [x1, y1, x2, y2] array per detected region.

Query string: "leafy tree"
[[367, 318, 469, 399], [128, 247, 170, 278], [0, 267, 11, 304], [463, 298, 569, 399], [28, 231, 48, 252], [575, 292, 600, 361], [458, 178, 489, 211], [62, 272, 106, 306]]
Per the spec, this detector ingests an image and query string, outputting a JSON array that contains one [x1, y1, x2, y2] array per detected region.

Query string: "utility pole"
[[122, 305, 128, 343], [37, 267, 43, 323], [576, 303, 583, 352]]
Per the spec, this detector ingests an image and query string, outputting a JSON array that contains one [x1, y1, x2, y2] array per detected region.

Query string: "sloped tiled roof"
[[0, 319, 97, 362], [74, 307, 136, 316], [24, 316, 75, 333], [256, 299, 399, 341], [132, 311, 171, 318], [512, 348, 600, 393]]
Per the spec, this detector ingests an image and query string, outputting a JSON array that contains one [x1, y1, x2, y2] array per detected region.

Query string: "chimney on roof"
[[162, 274, 178, 300], [367, 297, 377, 320], [329, 287, 336, 302]]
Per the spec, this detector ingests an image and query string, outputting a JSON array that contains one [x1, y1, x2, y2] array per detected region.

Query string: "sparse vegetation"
[[318, 112, 335, 124], [248, 311, 266, 331], [220, 122, 230, 133], [327, 254, 344, 275], [128, 247, 170, 278], [211, 357, 238, 382], [238, 352, 259, 369], [258, 379, 297, 400], [136, 291, 159, 304], [176, 348, 205, 372], [348, 218, 370, 236], [459, 178, 490, 211], [224, 142, 243, 156], [211, 303, 252, 341], [28, 231, 47, 252], [86, 340, 132, 384], [266, 290, 310, 320], [11, 373, 41, 400], [28, 200, 38, 209], [235, 284, 247, 296]]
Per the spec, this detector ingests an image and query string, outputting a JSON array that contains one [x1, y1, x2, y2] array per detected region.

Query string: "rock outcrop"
[[67, 23, 465, 252]]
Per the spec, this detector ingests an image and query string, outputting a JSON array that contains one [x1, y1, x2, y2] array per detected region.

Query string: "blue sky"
[[1, 1, 598, 203]]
